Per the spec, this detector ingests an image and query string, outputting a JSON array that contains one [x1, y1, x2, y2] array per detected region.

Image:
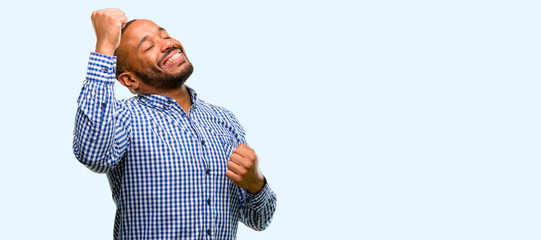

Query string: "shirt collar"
[[136, 85, 199, 111]]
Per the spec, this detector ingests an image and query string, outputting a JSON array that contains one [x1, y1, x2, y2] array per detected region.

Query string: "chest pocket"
[[202, 126, 238, 158]]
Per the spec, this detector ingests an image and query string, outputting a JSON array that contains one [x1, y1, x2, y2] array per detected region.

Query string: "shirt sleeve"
[[240, 180, 277, 231], [72, 52, 130, 173], [226, 110, 277, 231]]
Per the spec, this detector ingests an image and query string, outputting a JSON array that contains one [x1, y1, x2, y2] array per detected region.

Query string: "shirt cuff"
[[87, 52, 118, 84], [246, 181, 273, 211]]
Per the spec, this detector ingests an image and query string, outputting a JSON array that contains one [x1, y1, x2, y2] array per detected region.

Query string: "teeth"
[[166, 51, 182, 65]]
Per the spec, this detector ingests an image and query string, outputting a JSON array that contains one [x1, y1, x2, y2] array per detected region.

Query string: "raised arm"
[[72, 9, 130, 173]]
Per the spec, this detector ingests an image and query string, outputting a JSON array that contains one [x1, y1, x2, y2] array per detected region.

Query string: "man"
[[73, 8, 276, 239]]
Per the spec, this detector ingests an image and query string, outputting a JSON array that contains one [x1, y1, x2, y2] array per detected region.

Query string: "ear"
[[118, 72, 141, 91]]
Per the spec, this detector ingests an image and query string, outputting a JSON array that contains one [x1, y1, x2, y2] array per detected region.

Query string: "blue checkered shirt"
[[73, 52, 277, 239]]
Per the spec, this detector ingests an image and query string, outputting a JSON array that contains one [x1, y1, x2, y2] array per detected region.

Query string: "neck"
[[154, 85, 193, 114]]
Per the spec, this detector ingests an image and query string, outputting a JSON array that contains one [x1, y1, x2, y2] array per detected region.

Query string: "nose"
[[160, 40, 175, 53]]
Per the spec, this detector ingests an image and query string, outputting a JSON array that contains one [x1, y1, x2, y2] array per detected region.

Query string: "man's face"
[[119, 20, 194, 90]]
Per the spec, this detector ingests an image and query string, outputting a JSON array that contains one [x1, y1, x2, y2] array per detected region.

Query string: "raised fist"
[[91, 9, 128, 56]]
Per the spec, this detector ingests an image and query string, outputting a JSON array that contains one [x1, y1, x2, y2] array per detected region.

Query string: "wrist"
[[95, 43, 116, 56], [247, 177, 266, 194]]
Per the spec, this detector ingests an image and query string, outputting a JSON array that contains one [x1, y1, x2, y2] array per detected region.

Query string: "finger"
[[226, 161, 246, 176], [92, 8, 121, 18], [110, 11, 126, 19], [97, 9, 124, 19], [229, 153, 247, 168], [231, 151, 256, 169], [225, 170, 241, 183], [120, 15, 128, 28], [233, 143, 249, 152], [110, 12, 127, 27], [101, 8, 123, 14], [232, 144, 256, 159]]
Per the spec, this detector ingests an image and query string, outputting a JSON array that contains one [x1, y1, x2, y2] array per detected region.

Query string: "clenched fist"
[[91, 9, 128, 56], [225, 144, 266, 194]]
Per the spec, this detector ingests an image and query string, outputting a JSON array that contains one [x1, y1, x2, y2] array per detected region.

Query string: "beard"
[[135, 60, 194, 90]]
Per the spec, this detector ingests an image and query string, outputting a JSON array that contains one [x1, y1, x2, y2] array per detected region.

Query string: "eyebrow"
[[136, 27, 166, 51]]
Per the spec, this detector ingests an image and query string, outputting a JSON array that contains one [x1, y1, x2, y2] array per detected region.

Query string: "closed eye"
[[144, 45, 154, 52]]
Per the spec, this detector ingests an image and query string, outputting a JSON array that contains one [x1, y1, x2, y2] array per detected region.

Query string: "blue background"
[[0, 0, 539, 239]]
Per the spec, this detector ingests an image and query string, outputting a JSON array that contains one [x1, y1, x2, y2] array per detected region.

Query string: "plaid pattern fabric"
[[73, 52, 276, 240]]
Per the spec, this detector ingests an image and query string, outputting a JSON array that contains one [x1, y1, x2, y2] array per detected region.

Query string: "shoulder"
[[188, 86, 236, 118], [197, 98, 237, 118], [112, 97, 141, 122], [196, 98, 246, 142]]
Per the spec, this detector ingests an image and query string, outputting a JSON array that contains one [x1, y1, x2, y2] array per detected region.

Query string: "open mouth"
[[161, 49, 185, 68]]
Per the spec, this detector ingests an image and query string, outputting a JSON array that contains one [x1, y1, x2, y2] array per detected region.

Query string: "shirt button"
[[102, 67, 109, 73], [205, 169, 210, 174], [201, 140, 205, 145], [207, 229, 211, 235], [207, 198, 211, 205], [163, 106, 167, 110]]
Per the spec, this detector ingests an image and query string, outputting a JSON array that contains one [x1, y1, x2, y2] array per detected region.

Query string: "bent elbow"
[[73, 144, 116, 174]]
